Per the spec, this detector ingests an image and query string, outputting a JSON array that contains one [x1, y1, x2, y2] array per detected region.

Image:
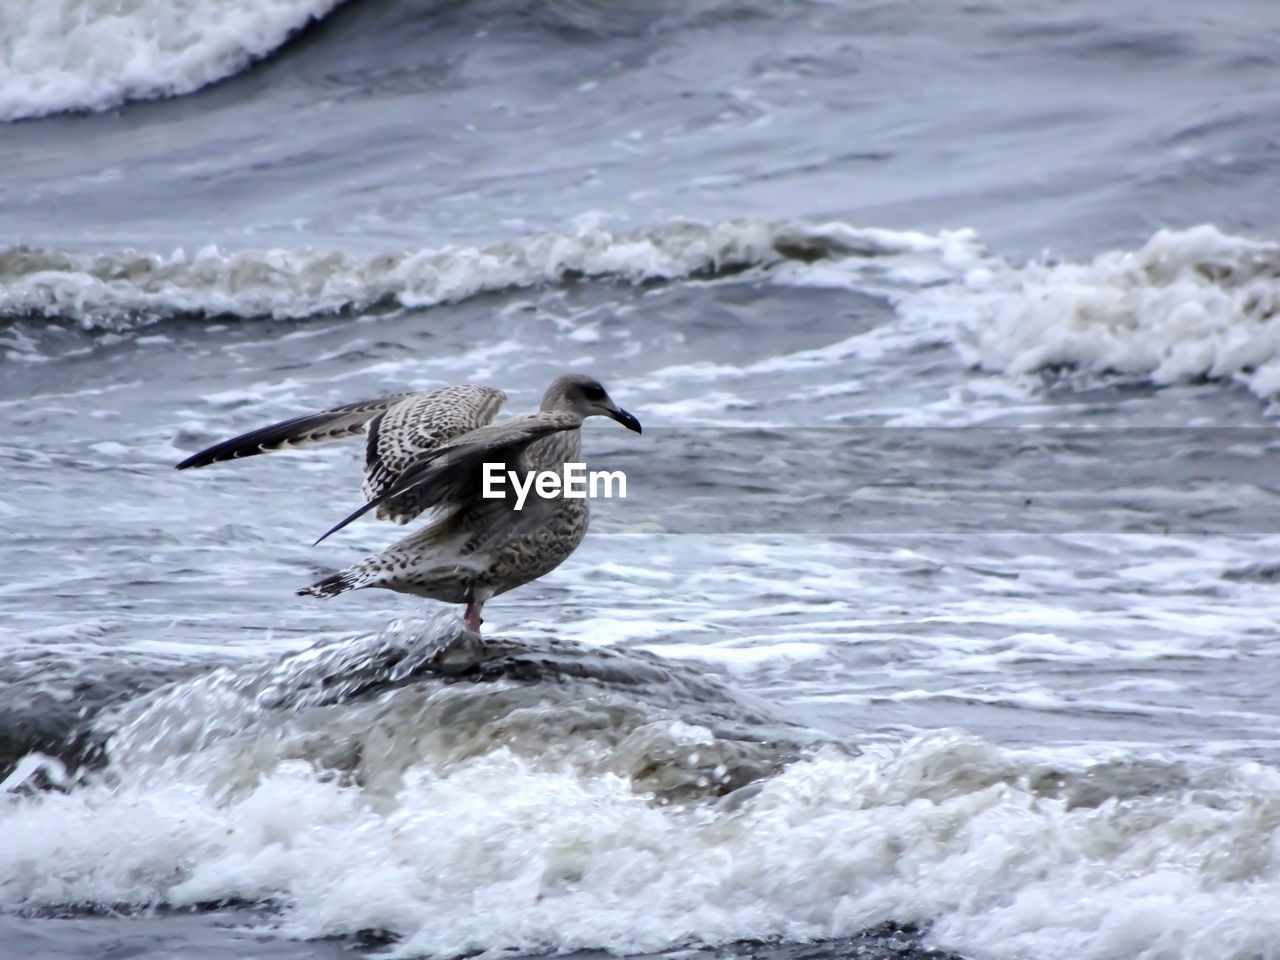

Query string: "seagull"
[[176, 373, 641, 631]]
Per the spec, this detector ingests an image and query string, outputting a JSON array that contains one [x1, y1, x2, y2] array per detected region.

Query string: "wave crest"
[[0, 219, 949, 330], [959, 224, 1280, 400], [0, 0, 345, 121]]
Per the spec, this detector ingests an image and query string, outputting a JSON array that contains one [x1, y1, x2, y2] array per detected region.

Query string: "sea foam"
[[7, 215, 1280, 407], [0, 0, 345, 121], [0, 219, 960, 330], [3, 622, 1280, 960], [3, 720, 1278, 960], [953, 225, 1280, 401]]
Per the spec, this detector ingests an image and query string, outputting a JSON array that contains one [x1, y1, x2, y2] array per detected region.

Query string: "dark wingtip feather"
[[174, 398, 404, 473], [313, 498, 380, 545], [175, 449, 215, 470], [173, 437, 266, 471], [297, 571, 352, 598]]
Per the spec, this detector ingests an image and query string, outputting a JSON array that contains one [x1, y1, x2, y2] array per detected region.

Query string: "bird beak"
[[608, 406, 642, 434]]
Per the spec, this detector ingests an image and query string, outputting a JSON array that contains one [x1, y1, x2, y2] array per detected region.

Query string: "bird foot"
[[463, 602, 484, 634]]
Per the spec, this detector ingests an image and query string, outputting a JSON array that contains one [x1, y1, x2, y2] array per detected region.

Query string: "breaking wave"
[[0, 0, 781, 121], [6, 215, 1279, 407], [0, 219, 972, 330], [0, 0, 345, 121], [953, 224, 1280, 402], [3, 620, 1279, 960]]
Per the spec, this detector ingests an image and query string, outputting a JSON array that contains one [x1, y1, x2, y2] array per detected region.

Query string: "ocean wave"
[[0, 0, 786, 121], [3, 619, 1278, 960], [7, 217, 1279, 408], [0, 219, 965, 331], [954, 224, 1280, 402], [95, 617, 815, 799], [0, 0, 345, 121]]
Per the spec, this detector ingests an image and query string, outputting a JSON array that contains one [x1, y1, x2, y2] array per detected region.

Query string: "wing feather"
[[363, 384, 507, 522], [314, 412, 579, 545], [174, 394, 417, 470], [175, 383, 508, 528]]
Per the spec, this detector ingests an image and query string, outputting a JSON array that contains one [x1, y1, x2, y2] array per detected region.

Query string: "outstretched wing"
[[314, 412, 580, 545], [175, 384, 508, 525], [174, 393, 417, 470], [361, 384, 507, 523]]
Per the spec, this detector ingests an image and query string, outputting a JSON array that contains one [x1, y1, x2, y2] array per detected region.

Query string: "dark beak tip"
[[615, 409, 642, 434]]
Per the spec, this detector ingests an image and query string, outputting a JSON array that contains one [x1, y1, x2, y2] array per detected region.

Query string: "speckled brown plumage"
[[177, 374, 641, 633], [360, 385, 507, 522], [176, 383, 508, 525], [308, 425, 590, 606]]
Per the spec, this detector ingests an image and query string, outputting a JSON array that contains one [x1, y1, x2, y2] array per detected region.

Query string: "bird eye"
[[582, 384, 606, 401]]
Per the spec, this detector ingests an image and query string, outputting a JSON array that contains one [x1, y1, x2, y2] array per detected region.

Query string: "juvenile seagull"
[[176, 374, 641, 631]]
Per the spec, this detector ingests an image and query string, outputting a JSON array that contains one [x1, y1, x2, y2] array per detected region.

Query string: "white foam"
[[3, 731, 1279, 960], [952, 225, 1280, 401], [640, 640, 828, 672], [0, 219, 935, 330], [0, 0, 344, 120]]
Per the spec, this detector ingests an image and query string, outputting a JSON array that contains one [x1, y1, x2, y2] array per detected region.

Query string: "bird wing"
[[360, 384, 508, 523], [174, 384, 508, 525], [174, 393, 419, 470], [313, 412, 580, 545]]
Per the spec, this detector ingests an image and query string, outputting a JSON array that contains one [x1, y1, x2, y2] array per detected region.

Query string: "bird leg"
[[463, 600, 484, 633]]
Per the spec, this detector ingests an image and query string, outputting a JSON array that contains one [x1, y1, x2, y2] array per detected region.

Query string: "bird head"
[[542, 373, 642, 434]]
